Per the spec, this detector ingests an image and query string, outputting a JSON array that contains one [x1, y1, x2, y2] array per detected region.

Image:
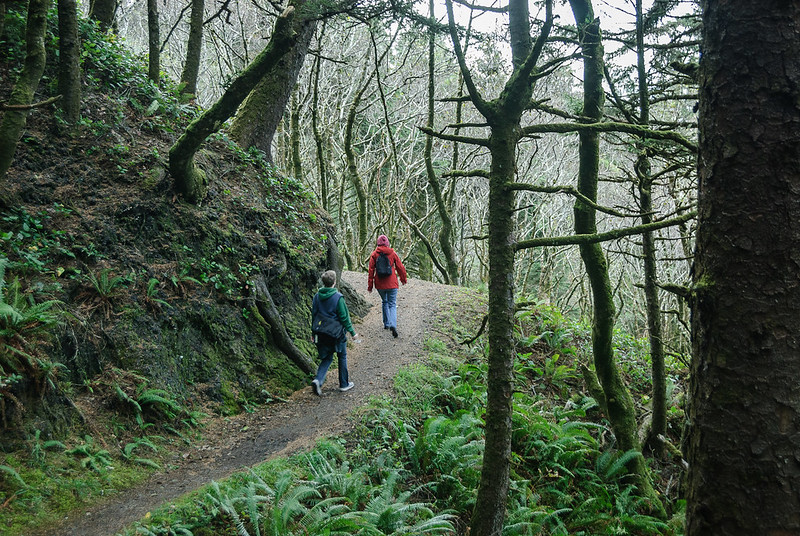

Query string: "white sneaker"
[[312, 379, 322, 396], [339, 382, 354, 392]]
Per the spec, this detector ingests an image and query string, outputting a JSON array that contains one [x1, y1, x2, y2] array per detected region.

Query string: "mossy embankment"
[[0, 7, 347, 464]]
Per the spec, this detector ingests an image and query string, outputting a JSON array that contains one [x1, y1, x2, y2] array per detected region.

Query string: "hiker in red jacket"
[[367, 235, 407, 338]]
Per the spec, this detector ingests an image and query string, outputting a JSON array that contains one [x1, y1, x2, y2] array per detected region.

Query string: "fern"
[[85, 268, 128, 298], [396, 419, 420, 474], [66, 435, 112, 473], [123, 437, 159, 459], [596, 449, 644, 481], [132, 457, 161, 469], [0, 464, 28, 489], [114, 382, 142, 414], [137, 388, 181, 420]]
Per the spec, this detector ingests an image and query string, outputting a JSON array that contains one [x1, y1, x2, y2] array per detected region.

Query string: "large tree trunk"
[[465, 0, 549, 532], [179, 0, 204, 97], [88, 0, 116, 32], [470, 122, 518, 536], [169, 6, 299, 204], [686, 2, 800, 534], [0, 0, 51, 192], [147, 0, 160, 84], [228, 19, 315, 162], [569, 0, 664, 515], [634, 0, 666, 456], [57, 0, 81, 125]]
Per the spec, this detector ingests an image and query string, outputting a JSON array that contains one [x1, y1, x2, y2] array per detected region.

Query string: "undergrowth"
[[124, 291, 687, 536]]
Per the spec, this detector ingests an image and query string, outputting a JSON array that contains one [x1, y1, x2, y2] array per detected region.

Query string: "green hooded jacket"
[[316, 286, 355, 336]]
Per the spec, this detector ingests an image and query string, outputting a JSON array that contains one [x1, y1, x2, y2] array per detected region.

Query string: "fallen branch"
[[0, 95, 61, 111]]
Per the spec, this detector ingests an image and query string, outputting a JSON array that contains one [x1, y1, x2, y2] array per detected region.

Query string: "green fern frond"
[[0, 464, 28, 489], [43, 439, 67, 451], [132, 457, 161, 469], [597, 449, 643, 481], [114, 382, 142, 414]]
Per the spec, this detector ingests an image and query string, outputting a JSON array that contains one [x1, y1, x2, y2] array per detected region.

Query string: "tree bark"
[[89, 0, 116, 32], [57, 0, 81, 125], [633, 0, 666, 456], [450, 0, 552, 532], [0, 3, 6, 43], [0, 0, 51, 191], [343, 64, 371, 257], [310, 45, 329, 211], [568, 0, 664, 515], [425, 0, 458, 285], [686, 2, 800, 534], [147, 0, 160, 84], [169, 6, 298, 204], [289, 93, 302, 183], [180, 0, 204, 97], [228, 16, 315, 162]]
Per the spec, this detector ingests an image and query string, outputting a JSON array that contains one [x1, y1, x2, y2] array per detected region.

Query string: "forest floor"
[[39, 270, 461, 536]]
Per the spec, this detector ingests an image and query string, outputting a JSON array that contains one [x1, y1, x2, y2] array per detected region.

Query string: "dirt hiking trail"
[[42, 271, 460, 536]]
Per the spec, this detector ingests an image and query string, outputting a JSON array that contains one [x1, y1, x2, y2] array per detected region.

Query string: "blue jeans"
[[315, 336, 349, 388], [377, 288, 398, 329]]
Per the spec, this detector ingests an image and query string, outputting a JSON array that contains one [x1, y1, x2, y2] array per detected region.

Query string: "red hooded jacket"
[[368, 245, 407, 291]]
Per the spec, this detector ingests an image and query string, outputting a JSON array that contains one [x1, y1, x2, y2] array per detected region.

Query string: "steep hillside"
[[0, 12, 359, 446]]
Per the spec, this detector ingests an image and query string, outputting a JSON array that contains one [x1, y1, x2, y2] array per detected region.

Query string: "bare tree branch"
[[514, 211, 696, 250]]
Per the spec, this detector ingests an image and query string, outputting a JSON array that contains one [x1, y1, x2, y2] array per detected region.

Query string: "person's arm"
[[367, 252, 376, 292], [336, 297, 356, 336]]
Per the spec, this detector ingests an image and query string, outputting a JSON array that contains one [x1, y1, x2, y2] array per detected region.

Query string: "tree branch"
[[522, 121, 697, 152], [514, 211, 697, 250], [418, 125, 490, 147], [443, 168, 490, 179], [507, 182, 638, 218], [0, 95, 61, 110], [444, 0, 490, 116]]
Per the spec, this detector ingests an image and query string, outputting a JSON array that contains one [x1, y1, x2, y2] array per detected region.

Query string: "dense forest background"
[[1, 0, 798, 535]]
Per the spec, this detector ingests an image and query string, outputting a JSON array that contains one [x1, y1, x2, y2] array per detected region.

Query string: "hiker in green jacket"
[[310, 270, 360, 395]]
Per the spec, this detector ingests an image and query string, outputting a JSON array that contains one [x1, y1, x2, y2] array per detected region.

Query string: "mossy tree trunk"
[[169, 6, 299, 204], [343, 68, 370, 258], [57, 0, 81, 125], [89, 0, 116, 32], [471, 121, 520, 535], [180, 0, 204, 97], [424, 0, 458, 285], [147, 0, 160, 84], [443, 0, 553, 532], [290, 93, 302, 183], [0, 3, 5, 41], [633, 0, 666, 456], [687, 2, 800, 533], [228, 18, 316, 163], [0, 0, 51, 193], [569, 0, 664, 515], [251, 276, 315, 375], [310, 46, 329, 211]]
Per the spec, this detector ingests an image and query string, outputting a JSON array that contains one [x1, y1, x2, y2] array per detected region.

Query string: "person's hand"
[[353, 333, 362, 343]]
